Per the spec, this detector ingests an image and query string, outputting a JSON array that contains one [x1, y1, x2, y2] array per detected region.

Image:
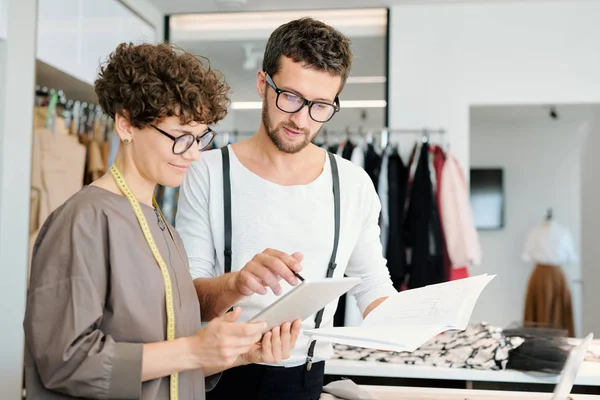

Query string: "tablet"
[[248, 277, 361, 332]]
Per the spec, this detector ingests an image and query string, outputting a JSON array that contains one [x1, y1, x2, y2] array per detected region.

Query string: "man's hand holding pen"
[[232, 249, 305, 296]]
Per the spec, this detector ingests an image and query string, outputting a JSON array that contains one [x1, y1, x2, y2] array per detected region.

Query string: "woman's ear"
[[115, 112, 135, 143]]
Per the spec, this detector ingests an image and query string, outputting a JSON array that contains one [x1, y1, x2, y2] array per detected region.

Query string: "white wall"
[[388, 0, 600, 174], [389, 0, 600, 336], [581, 115, 600, 338], [36, 0, 161, 86], [469, 110, 585, 334], [120, 0, 164, 41], [0, 0, 6, 39], [0, 0, 37, 396]]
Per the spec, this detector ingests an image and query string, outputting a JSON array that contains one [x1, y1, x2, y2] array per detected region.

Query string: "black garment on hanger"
[[403, 143, 445, 289], [364, 143, 382, 190], [341, 140, 355, 160], [386, 148, 408, 289]]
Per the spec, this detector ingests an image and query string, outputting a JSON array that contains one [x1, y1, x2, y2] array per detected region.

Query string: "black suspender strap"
[[221, 146, 232, 274], [306, 151, 341, 371]]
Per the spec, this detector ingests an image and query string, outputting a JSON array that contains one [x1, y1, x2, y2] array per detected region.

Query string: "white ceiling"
[[149, 0, 564, 14], [470, 104, 600, 132], [176, 35, 387, 103]]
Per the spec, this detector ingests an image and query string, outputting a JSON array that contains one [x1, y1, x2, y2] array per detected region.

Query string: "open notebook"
[[305, 274, 495, 352]]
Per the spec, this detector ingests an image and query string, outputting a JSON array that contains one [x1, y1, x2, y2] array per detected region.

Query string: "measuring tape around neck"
[[110, 164, 178, 400]]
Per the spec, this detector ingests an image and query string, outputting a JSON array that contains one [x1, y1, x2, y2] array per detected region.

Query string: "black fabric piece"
[[385, 148, 408, 289], [505, 338, 570, 374], [221, 146, 232, 273], [206, 361, 325, 400], [364, 143, 382, 190], [403, 143, 445, 289], [307, 151, 341, 367], [341, 140, 355, 160], [429, 158, 447, 282]]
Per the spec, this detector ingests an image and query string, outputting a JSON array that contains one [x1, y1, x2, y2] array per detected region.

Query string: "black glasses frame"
[[265, 73, 340, 123], [150, 124, 216, 155]]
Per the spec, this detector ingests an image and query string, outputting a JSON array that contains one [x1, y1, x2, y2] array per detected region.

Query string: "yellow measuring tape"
[[110, 164, 179, 400]]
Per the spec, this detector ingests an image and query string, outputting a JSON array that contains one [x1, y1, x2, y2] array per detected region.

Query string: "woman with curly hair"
[[23, 42, 301, 400]]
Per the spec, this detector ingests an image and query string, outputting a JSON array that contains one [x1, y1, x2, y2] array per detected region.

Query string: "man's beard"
[[261, 101, 317, 154]]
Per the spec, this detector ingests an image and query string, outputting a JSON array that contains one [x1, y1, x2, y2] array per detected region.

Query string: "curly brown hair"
[[95, 42, 230, 128], [263, 18, 353, 93]]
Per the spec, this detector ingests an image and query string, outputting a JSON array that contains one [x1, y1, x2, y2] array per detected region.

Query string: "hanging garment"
[[364, 143, 382, 191], [523, 263, 575, 337], [522, 220, 577, 266], [386, 148, 408, 289], [432, 146, 469, 281], [440, 151, 482, 267], [378, 147, 391, 251], [341, 140, 355, 160], [28, 125, 89, 282], [521, 220, 576, 337], [403, 142, 445, 289], [350, 142, 365, 167]]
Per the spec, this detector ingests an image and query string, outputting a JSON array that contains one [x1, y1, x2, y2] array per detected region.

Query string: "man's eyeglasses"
[[265, 73, 340, 123], [150, 124, 216, 155]]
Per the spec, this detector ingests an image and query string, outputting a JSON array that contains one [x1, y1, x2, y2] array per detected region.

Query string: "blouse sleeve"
[[24, 205, 143, 399]]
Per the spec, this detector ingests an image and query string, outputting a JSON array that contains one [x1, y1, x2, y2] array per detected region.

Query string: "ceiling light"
[[170, 9, 387, 42], [231, 100, 387, 110], [346, 76, 387, 84]]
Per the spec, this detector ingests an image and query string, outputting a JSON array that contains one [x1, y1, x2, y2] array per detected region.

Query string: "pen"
[[293, 270, 305, 282]]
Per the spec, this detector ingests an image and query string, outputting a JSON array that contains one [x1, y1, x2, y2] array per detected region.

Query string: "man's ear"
[[256, 70, 267, 98]]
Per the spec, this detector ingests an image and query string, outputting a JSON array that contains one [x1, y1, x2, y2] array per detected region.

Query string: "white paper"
[[305, 274, 495, 352], [322, 379, 377, 400], [552, 332, 594, 400]]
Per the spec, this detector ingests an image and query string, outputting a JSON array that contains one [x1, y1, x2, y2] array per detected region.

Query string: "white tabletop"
[[325, 359, 600, 386], [321, 385, 600, 399]]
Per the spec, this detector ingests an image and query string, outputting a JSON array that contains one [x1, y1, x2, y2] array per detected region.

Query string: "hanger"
[[421, 129, 430, 144], [545, 208, 553, 221]]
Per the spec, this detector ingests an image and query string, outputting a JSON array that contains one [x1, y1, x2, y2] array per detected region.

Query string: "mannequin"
[[521, 209, 576, 337]]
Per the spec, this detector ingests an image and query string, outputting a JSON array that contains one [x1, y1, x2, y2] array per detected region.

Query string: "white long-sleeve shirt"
[[175, 145, 397, 367]]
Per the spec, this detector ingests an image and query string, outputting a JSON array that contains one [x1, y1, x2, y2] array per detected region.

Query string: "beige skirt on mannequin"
[[523, 263, 574, 337]]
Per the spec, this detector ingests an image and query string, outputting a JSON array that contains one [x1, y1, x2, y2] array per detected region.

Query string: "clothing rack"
[[214, 127, 448, 150], [379, 128, 446, 149], [34, 85, 110, 141]]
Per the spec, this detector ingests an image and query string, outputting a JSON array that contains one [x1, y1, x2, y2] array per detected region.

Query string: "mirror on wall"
[[468, 103, 600, 339]]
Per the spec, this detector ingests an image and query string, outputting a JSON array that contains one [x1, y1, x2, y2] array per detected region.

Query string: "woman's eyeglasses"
[[150, 125, 216, 155]]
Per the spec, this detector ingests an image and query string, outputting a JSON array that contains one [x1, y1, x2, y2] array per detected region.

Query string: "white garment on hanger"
[[522, 220, 578, 265], [378, 147, 391, 253], [350, 141, 366, 168]]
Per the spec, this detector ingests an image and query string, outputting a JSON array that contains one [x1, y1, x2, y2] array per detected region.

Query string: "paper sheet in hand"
[[248, 277, 360, 333], [304, 274, 495, 352]]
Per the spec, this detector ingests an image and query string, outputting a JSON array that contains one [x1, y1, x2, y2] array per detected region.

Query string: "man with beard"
[[175, 17, 397, 400]]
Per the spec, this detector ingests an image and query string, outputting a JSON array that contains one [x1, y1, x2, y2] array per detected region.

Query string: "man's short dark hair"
[[262, 17, 353, 92]]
